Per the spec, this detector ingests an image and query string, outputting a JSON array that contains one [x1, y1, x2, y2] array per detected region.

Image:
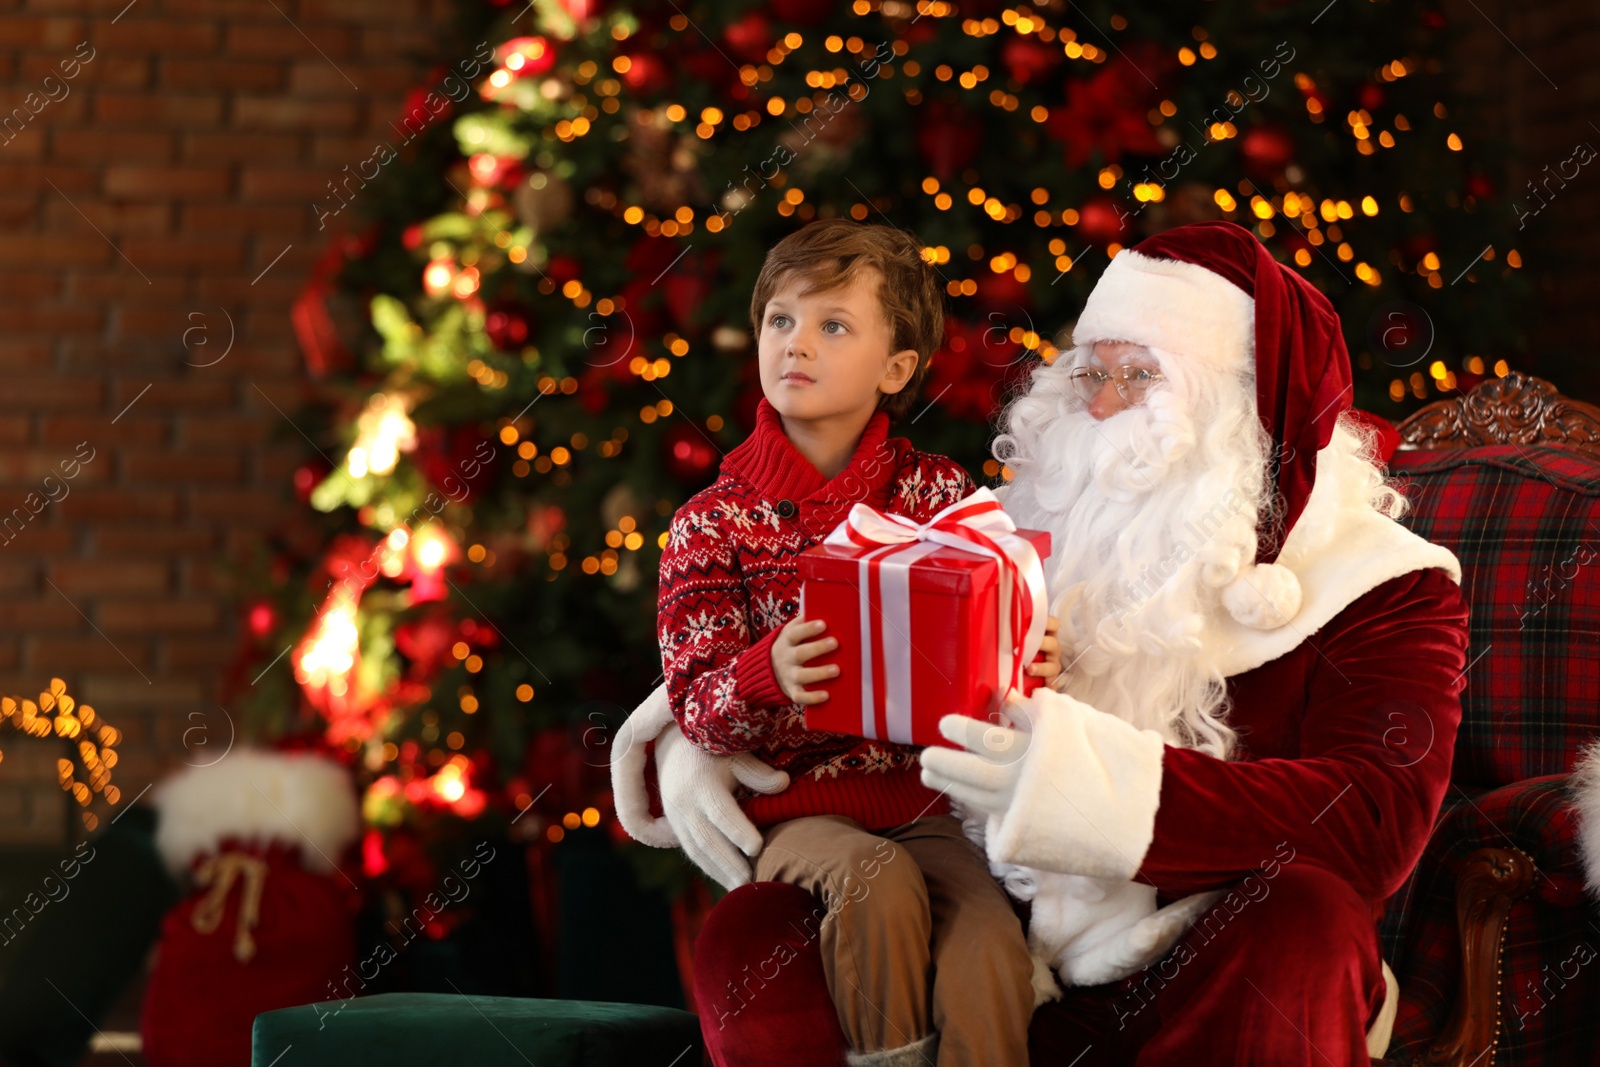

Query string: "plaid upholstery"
[[1377, 444, 1600, 1065], [1379, 776, 1592, 1065], [1388, 445, 1600, 788]]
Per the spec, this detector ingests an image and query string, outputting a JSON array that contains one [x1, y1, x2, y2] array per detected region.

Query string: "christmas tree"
[[238, 0, 1529, 905]]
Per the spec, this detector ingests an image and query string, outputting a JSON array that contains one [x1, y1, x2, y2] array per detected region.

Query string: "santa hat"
[[153, 747, 360, 877], [1072, 220, 1354, 630]]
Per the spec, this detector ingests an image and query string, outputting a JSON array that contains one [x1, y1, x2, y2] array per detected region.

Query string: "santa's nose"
[[1087, 379, 1130, 420]]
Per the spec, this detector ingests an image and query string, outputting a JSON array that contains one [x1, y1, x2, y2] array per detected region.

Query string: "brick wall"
[[0, 0, 455, 846]]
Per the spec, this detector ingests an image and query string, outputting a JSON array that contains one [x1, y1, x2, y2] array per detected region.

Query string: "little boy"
[[657, 218, 1057, 1066]]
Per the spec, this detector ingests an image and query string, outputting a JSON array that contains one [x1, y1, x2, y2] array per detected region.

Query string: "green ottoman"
[[252, 992, 704, 1066]]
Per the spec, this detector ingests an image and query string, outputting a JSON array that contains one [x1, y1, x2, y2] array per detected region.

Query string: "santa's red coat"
[[694, 568, 1469, 1066]]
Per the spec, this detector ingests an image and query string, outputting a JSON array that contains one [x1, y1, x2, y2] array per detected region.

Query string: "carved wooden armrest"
[[1422, 847, 1538, 1067]]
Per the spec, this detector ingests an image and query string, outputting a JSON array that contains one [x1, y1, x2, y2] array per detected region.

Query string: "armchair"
[[1378, 371, 1600, 1066], [687, 372, 1600, 1067]]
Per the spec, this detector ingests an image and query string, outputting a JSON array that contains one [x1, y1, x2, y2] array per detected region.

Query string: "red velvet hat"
[[1071, 221, 1356, 628], [1075, 223, 1350, 543]]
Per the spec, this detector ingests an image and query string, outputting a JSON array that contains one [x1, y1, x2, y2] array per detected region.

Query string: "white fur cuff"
[[986, 688, 1167, 881], [1572, 739, 1600, 898]]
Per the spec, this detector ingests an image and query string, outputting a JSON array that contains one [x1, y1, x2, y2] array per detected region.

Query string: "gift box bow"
[[821, 487, 1049, 734]]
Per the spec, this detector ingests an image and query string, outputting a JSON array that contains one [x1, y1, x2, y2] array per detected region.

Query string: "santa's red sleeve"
[[982, 568, 1469, 906], [1138, 568, 1469, 903]]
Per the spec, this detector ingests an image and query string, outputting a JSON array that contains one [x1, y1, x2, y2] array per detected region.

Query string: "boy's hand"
[[1026, 615, 1062, 684], [772, 616, 839, 705]]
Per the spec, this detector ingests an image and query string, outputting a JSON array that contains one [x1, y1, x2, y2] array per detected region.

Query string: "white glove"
[[608, 683, 791, 890], [656, 725, 791, 890], [918, 707, 1032, 818], [609, 683, 680, 848], [1028, 875, 1221, 988]]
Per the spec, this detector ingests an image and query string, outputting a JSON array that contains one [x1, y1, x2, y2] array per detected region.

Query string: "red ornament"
[[915, 98, 983, 182], [293, 459, 330, 504], [619, 51, 671, 94], [663, 271, 709, 332], [484, 301, 533, 351], [546, 255, 583, 287], [724, 11, 774, 63], [1044, 42, 1170, 170], [291, 239, 357, 378], [467, 154, 525, 189], [401, 224, 424, 251], [412, 424, 499, 504], [1239, 123, 1296, 177], [561, 0, 604, 20], [246, 601, 277, 640], [771, 0, 833, 25], [682, 48, 734, 93], [499, 37, 556, 78], [399, 78, 452, 136], [660, 247, 722, 332], [1001, 35, 1059, 86], [733, 366, 764, 437], [576, 306, 639, 416], [1357, 83, 1385, 113], [1399, 233, 1436, 264], [1075, 195, 1132, 246], [394, 611, 458, 678], [974, 268, 1034, 315], [1465, 172, 1495, 200], [661, 422, 719, 486], [1279, 229, 1312, 261], [924, 318, 1031, 422], [319, 533, 383, 595]]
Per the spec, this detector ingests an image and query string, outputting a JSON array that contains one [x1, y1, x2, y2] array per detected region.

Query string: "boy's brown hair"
[[749, 218, 945, 422]]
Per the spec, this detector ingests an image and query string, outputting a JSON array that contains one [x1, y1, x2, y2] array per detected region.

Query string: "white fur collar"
[[1199, 484, 1462, 680]]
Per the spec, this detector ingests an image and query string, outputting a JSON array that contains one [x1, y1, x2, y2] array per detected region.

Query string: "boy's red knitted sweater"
[[657, 397, 975, 831]]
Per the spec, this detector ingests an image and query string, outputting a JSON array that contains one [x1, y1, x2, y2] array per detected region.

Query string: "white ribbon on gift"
[[821, 487, 1049, 742]]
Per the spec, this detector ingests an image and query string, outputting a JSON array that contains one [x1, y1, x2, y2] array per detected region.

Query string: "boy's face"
[[757, 265, 919, 428]]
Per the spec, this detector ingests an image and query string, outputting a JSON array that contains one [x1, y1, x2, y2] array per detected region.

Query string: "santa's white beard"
[[995, 348, 1272, 758]]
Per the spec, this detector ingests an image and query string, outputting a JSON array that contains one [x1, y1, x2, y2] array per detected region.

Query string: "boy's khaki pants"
[[753, 813, 1034, 1066]]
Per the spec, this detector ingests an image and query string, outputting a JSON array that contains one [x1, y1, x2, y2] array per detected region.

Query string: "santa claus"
[[612, 220, 1469, 1064]]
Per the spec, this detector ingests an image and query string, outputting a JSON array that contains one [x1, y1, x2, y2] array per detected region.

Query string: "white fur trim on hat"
[[153, 747, 360, 876], [1073, 248, 1255, 368], [1221, 562, 1303, 630]]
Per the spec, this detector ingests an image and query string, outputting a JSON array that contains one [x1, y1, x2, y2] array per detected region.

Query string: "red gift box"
[[798, 490, 1052, 749]]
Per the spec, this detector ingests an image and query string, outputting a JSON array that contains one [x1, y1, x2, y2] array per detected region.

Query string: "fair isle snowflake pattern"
[[718, 499, 759, 535], [893, 464, 970, 516], [664, 497, 731, 555], [678, 606, 748, 651], [749, 590, 790, 634], [657, 443, 977, 780], [806, 743, 921, 781]]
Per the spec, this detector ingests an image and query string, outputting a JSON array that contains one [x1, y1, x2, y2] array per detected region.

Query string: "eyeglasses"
[[1068, 365, 1166, 405]]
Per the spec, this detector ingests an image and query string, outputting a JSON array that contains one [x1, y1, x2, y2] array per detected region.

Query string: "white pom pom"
[[1220, 562, 1302, 629]]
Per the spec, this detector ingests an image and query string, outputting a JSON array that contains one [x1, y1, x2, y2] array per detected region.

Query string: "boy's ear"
[[878, 347, 920, 396]]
